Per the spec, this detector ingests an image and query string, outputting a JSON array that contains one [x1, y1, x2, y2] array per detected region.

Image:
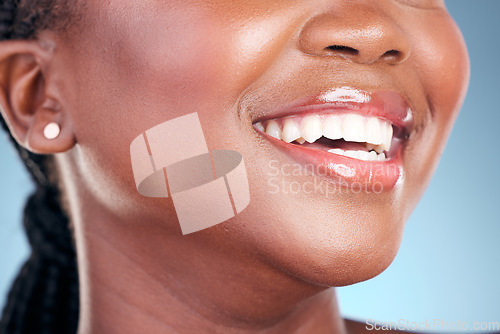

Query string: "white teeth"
[[327, 148, 344, 155], [343, 150, 359, 159], [300, 115, 322, 143], [254, 122, 265, 132], [342, 114, 365, 142], [327, 148, 386, 162], [365, 117, 383, 146], [282, 118, 301, 143], [322, 115, 343, 140], [265, 120, 282, 140], [357, 151, 372, 161], [256, 113, 394, 157], [382, 122, 393, 152]]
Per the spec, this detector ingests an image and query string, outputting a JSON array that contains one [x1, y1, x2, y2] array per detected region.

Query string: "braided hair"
[[0, 1, 79, 333]]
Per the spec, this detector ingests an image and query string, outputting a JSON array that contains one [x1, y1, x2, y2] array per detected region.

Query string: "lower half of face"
[[59, 0, 469, 286]]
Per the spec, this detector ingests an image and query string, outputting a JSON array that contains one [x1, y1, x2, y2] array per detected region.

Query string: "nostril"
[[324, 45, 359, 56], [381, 49, 402, 61]]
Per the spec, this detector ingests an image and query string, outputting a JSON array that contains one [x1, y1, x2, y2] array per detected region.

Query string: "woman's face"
[[55, 0, 468, 285]]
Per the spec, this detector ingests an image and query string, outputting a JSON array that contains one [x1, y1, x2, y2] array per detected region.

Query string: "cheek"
[[415, 14, 470, 132], [104, 3, 231, 112], [63, 2, 235, 216], [63, 1, 298, 217], [70, 0, 294, 139], [401, 13, 469, 210], [96, 1, 300, 110]]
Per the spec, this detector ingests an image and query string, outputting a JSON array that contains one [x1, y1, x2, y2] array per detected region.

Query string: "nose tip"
[[298, 10, 411, 65]]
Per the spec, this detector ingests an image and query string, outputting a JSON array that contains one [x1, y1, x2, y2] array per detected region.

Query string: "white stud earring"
[[43, 122, 61, 140]]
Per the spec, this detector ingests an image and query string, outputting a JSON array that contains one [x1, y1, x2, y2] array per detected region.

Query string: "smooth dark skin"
[[0, 0, 469, 333]]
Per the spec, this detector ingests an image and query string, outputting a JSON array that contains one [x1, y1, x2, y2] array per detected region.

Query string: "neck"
[[75, 215, 347, 334], [60, 159, 348, 334]]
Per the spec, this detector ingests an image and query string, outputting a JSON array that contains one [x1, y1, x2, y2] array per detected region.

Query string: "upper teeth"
[[256, 113, 393, 154]]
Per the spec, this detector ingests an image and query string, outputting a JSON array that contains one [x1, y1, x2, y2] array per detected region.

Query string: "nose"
[[298, 3, 411, 65]]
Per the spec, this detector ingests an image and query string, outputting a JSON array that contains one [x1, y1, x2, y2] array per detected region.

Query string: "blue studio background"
[[1, 1, 498, 332]]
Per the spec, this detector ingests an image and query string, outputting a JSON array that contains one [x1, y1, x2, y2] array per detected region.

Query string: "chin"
[[234, 202, 406, 287], [282, 227, 402, 287]]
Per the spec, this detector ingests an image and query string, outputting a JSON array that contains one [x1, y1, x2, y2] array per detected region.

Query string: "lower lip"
[[260, 133, 402, 191]]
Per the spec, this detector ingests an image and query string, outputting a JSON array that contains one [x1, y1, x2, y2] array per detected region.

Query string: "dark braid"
[[0, 1, 79, 333]]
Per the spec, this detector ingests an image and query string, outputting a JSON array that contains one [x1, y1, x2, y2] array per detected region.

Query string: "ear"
[[0, 37, 75, 154]]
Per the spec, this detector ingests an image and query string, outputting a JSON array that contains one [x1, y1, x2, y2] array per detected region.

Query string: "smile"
[[255, 113, 393, 161], [253, 87, 414, 190]]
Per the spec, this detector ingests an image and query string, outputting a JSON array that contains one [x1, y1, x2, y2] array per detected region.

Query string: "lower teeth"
[[327, 148, 386, 161]]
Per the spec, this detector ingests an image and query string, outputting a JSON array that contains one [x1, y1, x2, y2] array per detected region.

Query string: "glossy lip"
[[253, 87, 414, 190], [254, 86, 414, 135]]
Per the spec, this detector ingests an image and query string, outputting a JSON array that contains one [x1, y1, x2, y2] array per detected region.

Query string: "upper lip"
[[252, 86, 414, 139]]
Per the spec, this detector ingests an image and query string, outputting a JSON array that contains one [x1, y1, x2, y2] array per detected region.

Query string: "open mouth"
[[254, 113, 398, 162], [252, 88, 413, 190]]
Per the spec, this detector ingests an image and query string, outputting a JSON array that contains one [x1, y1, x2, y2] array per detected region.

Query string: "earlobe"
[[25, 103, 76, 154], [0, 39, 76, 154]]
